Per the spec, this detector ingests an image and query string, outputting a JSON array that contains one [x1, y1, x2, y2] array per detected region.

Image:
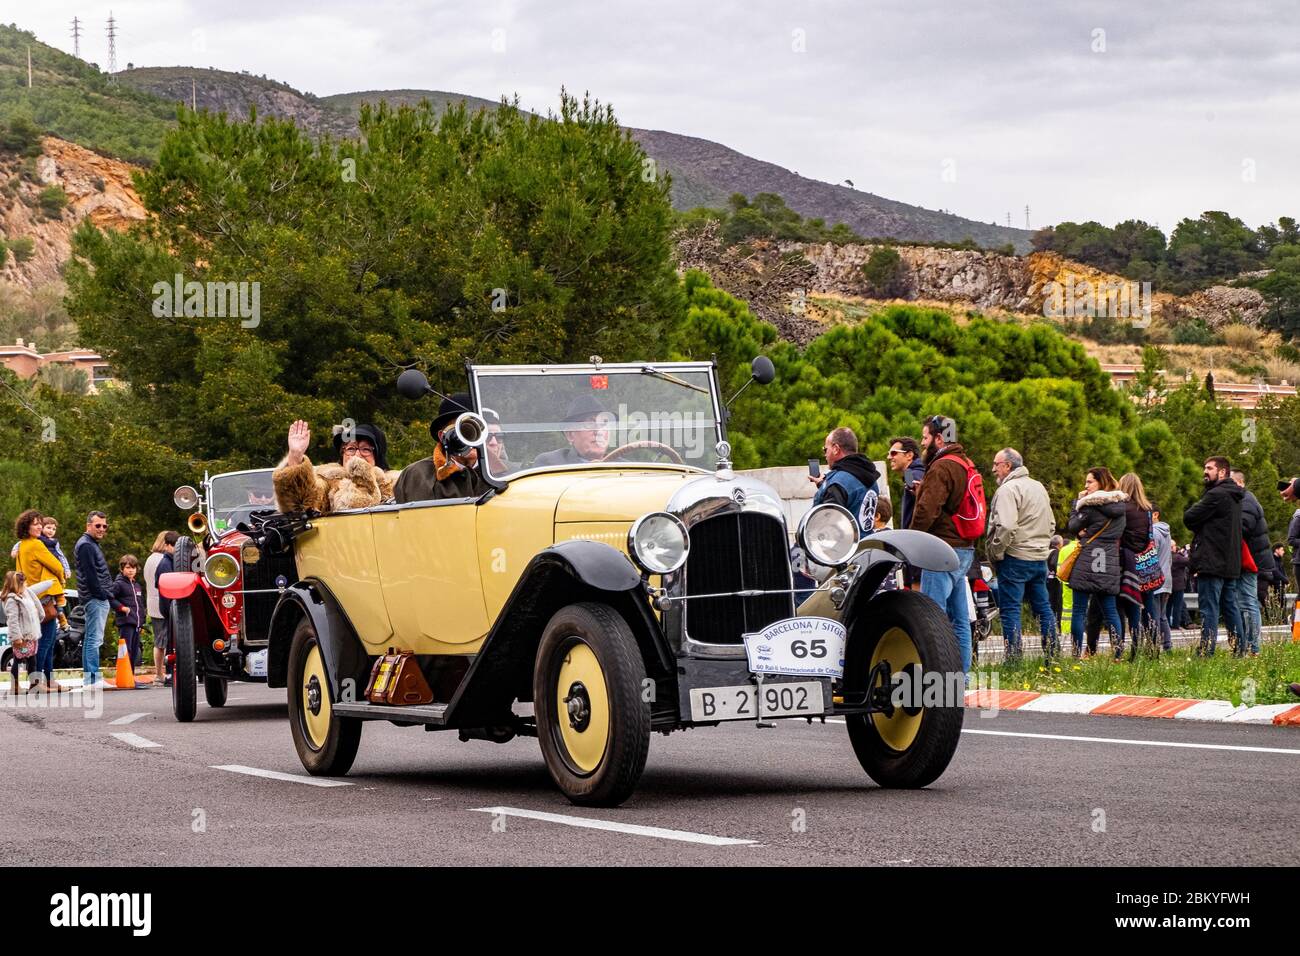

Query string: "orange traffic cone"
[[114, 636, 136, 689], [1292, 596, 1300, 643]]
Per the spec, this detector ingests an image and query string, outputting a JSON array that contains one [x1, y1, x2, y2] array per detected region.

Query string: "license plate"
[[689, 681, 824, 722]]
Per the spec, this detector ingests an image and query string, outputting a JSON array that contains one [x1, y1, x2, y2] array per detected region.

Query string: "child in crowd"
[[2, 571, 54, 693], [871, 498, 901, 591], [42, 516, 71, 630], [111, 554, 145, 670]]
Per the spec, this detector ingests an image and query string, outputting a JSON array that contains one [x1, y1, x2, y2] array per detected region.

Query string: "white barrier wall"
[[739, 462, 892, 544]]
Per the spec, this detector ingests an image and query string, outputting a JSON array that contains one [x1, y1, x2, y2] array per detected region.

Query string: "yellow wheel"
[[554, 643, 611, 774], [870, 626, 925, 752], [301, 643, 332, 749], [287, 620, 361, 775], [845, 590, 963, 788], [534, 603, 650, 806]]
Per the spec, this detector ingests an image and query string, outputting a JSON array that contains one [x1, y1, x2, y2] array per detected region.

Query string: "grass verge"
[[976, 640, 1300, 705]]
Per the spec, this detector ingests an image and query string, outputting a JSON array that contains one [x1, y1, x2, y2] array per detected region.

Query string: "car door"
[[371, 498, 491, 655]]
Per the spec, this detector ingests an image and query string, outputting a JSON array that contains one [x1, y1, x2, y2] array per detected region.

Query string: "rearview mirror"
[[751, 355, 776, 385]]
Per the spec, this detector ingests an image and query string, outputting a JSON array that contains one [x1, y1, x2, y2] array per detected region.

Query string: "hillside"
[[117, 66, 358, 140], [110, 62, 1033, 250], [0, 25, 174, 164], [0, 135, 144, 291]]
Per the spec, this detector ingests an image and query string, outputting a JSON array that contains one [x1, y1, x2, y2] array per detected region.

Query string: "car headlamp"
[[627, 512, 690, 574], [798, 504, 859, 567], [203, 552, 241, 589]]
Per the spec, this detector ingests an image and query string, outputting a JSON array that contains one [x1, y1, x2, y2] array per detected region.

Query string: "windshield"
[[208, 469, 276, 532], [472, 364, 723, 481]]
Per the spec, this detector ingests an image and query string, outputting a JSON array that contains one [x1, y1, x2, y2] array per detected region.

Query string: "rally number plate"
[[689, 681, 824, 722]]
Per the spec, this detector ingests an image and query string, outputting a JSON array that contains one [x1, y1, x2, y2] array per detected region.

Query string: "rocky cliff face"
[[1, 137, 146, 290], [680, 223, 1268, 339]]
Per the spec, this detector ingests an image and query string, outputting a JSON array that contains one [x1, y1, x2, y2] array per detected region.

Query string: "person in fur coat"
[[273, 420, 401, 514], [1064, 467, 1129, 657]]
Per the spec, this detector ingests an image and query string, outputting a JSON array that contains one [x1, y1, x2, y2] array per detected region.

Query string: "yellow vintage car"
[[257, 360, 964, 806]]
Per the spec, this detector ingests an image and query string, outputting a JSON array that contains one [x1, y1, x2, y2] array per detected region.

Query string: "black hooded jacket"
[[1184, 477, 1244, 578], [815, 453, 881, 533]]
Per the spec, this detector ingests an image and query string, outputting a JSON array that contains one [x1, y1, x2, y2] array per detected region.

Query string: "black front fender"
[[445, 539, 670, 726], [265, 580, 370, 700], [841, 530, 959, 628]]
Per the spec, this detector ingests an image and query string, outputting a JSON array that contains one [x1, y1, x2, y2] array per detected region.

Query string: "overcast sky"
[[15, 0, 1300, 232]]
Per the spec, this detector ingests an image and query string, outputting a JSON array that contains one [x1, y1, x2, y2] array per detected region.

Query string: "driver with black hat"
[[274, 419, 401, 513], [533, 394, 612, 467], [394, 393, 490, 504]]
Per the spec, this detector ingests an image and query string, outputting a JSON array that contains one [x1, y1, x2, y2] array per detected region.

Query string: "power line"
[[106, 12, 118, 75], [71, 16, 82, 58]]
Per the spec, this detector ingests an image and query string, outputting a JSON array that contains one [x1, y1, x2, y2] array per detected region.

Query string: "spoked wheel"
[[204, 675, 228, 707], [844, 590, 963, 788], [170, 602, 197, 723], [533, 603, 650, 807], [287, 619, 361, 775]]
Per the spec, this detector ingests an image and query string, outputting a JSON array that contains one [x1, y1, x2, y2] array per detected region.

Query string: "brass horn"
[[187, 511, 208, 535]]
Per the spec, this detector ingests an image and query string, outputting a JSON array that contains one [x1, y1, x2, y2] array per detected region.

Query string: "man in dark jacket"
[[1184, 457, 1244, 656], [811, 427, 880, 536], [74, 511, 114, 686], [909, 415, 976, 672], [1232, 470, 1271, 655], [394, 393, 490, 504], [887, 436, 926, 587]]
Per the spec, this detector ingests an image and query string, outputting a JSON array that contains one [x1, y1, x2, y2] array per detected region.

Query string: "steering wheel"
[[600, 441, 684, 464]]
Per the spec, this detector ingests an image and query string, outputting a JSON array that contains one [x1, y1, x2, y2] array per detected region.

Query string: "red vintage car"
[[158, 468, 300, 721]]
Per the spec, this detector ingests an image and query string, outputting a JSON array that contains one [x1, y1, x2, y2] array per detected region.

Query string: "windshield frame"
[[204, 468, 277, 530], [468, 361, 725, 484]]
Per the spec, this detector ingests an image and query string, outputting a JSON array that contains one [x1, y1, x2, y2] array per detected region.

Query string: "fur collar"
[[1077, 488, 1129, 507]]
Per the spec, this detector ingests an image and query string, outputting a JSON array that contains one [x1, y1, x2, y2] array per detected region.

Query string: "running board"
[[333, 701, 449, 725]]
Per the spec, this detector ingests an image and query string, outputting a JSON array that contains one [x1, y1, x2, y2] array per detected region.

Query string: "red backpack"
[[950, 456, 987, 540]]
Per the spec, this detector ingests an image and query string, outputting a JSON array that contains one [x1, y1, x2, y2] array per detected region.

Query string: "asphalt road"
[[3, 682, 1297, 866]]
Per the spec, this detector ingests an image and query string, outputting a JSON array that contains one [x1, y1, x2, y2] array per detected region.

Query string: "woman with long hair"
[[1064, 467, 1128, 656], [1116, 472, 1165, 657]]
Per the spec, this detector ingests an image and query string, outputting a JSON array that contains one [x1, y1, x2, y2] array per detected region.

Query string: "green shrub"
[[6, 236, 34, 262], [37, 185, 68, 218], [1173, 317, 1216, 345], [0, 115, 42, 157], [862, 247, 906, 297]]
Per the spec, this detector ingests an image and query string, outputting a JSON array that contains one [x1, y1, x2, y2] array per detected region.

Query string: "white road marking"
[[824, 717, 1300, 754], [110, 732, 161, 748], [211, 765, 353, 787], [109, 712, 150, 725], [960, 728, 1300, 755], [472, 806, 758, 846]]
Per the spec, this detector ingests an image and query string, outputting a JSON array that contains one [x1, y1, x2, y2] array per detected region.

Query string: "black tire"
[[844, 589, 964, 789], [174, 535, 199, 572], [287, 619, 361, 775], [533, 603, 650, 807], [204, 674, 228, 707], [170, 602, 197, 723]]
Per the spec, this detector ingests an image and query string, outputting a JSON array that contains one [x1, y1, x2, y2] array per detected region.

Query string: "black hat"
[[430, 392, 474, 437], [333, 423, 389, 470], [562, 394, 609, 424]]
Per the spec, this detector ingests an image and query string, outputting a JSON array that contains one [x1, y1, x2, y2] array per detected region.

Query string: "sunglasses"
[[886, 449, 906, 457], [486, 433, 505, 445], [92, 523, 108, 529]]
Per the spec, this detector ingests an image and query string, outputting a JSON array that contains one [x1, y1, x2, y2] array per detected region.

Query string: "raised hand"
[[286, 420, 311, 465]]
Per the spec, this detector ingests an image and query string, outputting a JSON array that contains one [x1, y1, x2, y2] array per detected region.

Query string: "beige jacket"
[[986, 466, 1055, 562]]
